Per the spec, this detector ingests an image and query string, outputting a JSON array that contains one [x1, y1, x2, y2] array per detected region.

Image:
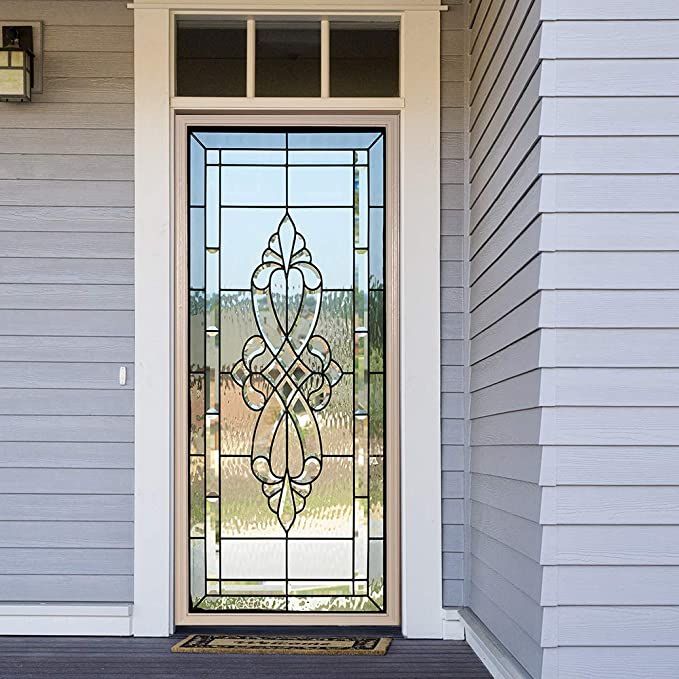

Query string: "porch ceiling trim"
[[127, 2, 447, 11]]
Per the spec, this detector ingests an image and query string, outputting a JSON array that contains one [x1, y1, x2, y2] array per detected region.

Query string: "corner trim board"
[[442, 608, 465, 640]]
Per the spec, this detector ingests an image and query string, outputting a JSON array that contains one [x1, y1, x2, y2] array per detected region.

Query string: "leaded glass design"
[[187, 128, 387, 613]]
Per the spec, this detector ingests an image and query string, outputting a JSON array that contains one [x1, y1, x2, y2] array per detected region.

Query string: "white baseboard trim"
[[459, 608, 532, 679], [0, 603, 133, 636], [442, 608, 465, 640]]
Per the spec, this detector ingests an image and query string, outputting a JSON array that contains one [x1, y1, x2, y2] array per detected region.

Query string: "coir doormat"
[[171, 634, 391, 656]]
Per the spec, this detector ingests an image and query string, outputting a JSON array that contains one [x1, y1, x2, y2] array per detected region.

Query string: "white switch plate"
[[119, 366, 127, 386], [0, 20, 43, 94]]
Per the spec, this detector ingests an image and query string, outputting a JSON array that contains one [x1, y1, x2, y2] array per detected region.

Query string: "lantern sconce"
[[0, 22, 43, 103]]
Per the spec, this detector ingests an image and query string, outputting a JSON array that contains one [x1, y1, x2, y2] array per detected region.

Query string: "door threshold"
[[175, 624, 402, 637]]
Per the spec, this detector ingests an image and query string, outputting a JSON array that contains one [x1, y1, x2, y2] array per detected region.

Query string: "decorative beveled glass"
[[186, 128, 387, 613]]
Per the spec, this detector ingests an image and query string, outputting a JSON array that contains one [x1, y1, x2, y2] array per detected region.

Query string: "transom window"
[[175, 18, 400, 98]]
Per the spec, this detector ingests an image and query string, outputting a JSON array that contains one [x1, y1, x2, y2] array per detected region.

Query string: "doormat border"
[[171, 633, 392, 656]]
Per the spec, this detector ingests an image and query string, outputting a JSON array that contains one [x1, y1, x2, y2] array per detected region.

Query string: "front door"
[[175, 122, 399, 624]]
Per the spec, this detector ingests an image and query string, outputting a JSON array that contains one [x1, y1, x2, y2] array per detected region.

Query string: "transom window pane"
[[176, 21, 246, 97], [256, 22, 321, 97], [330, 22, 400, 97], [174, 17, 400, 98], [187, 128, 387, 613]]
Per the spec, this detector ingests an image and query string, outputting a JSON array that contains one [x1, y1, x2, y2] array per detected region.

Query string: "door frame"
[[132, 4, 442, 637], [174, 114, 401, 626]]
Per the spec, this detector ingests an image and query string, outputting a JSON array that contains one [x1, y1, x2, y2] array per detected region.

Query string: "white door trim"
[[173, 113, 401, 627], [132, 5, 441, 638]]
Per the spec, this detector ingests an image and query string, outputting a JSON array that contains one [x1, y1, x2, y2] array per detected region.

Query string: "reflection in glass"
[[187, 128, 387, 613]]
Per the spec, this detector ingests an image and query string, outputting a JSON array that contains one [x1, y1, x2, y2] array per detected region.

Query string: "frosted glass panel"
[[187, 128, 387, 613]]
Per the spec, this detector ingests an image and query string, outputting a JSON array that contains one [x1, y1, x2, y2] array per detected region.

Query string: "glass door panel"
[[186, 128, 388, 614]]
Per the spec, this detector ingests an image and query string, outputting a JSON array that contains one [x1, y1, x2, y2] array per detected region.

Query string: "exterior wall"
[[468, 0, 679, 676], [0, 1, 134, 603], [539, 3, 679, 676], [467, 0, 546, 676], [440, 0, 466, 609]]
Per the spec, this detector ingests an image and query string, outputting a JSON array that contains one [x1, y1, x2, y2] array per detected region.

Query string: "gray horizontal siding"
[[0, 0, 133, 604], [539, 11, 679, 676], [0, 548, 133, 574], [466, 1, 679, 676], [0, 575, 133, 602], [467, 0, 546, 676], [441, 0, 466, 608]]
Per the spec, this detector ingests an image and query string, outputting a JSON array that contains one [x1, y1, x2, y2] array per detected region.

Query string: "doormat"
[[171, 634, 392, 656]]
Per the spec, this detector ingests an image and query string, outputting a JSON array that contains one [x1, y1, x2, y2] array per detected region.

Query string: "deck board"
[[0, 632, 491, 678]]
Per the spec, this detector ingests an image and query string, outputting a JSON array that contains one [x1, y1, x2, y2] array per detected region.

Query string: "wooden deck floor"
[[0, 630, 491, 678]]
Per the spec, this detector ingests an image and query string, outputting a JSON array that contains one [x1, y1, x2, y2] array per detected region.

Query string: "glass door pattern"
[[186, 128, 388, 613]]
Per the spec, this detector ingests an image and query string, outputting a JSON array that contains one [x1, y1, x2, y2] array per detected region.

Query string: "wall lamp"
[[0, 26, 35, 102]]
